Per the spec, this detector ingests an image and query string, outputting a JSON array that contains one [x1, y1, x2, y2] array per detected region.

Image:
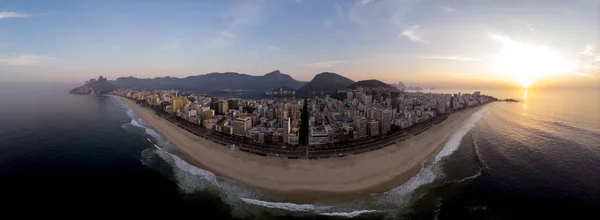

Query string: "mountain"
[[296, 72, 355, 97], [84, 78, 97, 85], [70, 76, 117, 94], [396, 81, 406, 90], [347, 79, 397, 90], [110, 70, 304, 91], [406, 86, 423, 90]]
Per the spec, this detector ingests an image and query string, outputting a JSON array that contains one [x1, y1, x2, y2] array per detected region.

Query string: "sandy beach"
[[120, 97, 486, 199]]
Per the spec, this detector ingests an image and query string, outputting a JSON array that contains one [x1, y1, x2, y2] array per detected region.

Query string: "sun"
[[519, 78, 531, 88], [491, 35, 578, 88]]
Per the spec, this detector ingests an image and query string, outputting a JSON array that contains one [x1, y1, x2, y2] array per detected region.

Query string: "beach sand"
[[120, 97, 485, 200]]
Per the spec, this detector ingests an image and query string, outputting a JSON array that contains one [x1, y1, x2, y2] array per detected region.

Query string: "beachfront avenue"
[[112, 88, 495, 158]]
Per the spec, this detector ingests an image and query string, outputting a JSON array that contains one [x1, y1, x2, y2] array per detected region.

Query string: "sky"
[[0, 0, 598, 89]]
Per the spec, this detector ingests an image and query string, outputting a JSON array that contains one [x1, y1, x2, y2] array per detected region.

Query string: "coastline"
[[118, 96, 487, 200]]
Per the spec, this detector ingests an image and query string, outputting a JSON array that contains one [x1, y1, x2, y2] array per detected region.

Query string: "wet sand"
[[120, 97, 486, 199]]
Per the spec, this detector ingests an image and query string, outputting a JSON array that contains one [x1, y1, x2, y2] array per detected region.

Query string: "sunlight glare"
[[491, 34, 578, 88]]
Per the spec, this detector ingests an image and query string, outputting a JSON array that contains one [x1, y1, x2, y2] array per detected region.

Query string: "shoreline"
[[118, 96, 488, 200]]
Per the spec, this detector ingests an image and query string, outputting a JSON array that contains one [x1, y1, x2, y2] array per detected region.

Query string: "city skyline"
[[1, 0, 599, 89]]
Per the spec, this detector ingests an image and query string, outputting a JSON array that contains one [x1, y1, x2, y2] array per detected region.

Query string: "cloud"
[[418, 56, 481, 62], [335, 4, 343, 17], [360, 0, 372, 5], [225, 1, 264, 28], [0, 54, 56, 66], [323, 19, 332, 29], [581, 44, 594, 56], [300, 60, 346, 69], [267, 45, 279, 50], [401, 25, 428, 44], [349, 0, 418, 27], [440, 5, 455, 13], [208, 30, 236, 49], [0, 11, 30, 19]]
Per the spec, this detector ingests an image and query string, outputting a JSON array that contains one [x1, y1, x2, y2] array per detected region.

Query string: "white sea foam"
[[447, 168, 482, 184], [434, 106, 489, 163], [379, 162, 438, 206], [240, 198, 316, 212], [117, 94, 491, 217], [141, 128, 264, 216], [433, 197, 442, 220], [380, 105, 490, 207], [130, 119, 145, 128], [319, 210, 377, 218]]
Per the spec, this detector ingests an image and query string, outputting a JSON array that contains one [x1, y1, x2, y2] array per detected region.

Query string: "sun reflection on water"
[[522, 89, 527, 111]]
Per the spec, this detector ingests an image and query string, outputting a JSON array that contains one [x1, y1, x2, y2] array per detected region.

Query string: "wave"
[[130, 119, 145, 128], [240, 198, 377, 218], [117, 94, 490, 217], [240, 198, 318, 212], [433, 197, 442, 220], [445, 168, 482, 185], [380, 105, 490, 207], [115, 96, 265, 216], [320, 210, 377, 218], [434, 105, 489, 163], [380, 162, 438, 206], [471, 130, 490, 170]]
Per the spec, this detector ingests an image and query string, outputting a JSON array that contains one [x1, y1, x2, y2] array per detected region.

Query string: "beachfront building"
[[353, 116, 368, 138], [367, 120, 379, 137], [113, 87, 493, 148], [171, 97, 189, 114], [233, 117, 252, 136], [309, 127, 329, 145], [376, 108, 392, 135]]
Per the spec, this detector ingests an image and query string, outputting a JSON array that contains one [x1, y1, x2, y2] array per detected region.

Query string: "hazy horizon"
[[1, 0, 599, 89]]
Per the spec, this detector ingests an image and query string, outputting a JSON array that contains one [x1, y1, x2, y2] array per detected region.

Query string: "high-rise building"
[[367, 120, 379, 137], [437, 101, 446, 114], [200, 109, 213, 124], [219, 101, 229, 115], [283, 117, 291, 134], [232, 117, 252, 136], [299, 99, 309, 145], [364, 95, 372, 105], [171, 97, 189, 114], [347, 91, 354, 101], [353, 116, 367, 138], [376, 108, 392, 135], [227, 99, 239, 110]]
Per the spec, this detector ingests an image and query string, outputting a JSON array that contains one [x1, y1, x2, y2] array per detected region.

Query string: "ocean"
[[0, 85, 599, 219]]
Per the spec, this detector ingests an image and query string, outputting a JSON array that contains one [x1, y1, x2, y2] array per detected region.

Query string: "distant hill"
[[347, 79, 397, 90], [110, 70, 304, 91], [70, 76, 117, 94], [397, 81, 406, 90], [296, 72, 355, 97]]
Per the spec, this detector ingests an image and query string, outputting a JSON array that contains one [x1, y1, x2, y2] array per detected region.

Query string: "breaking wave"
[[240, 198, 377, 218], [320, 210, 378, 218], [445, 168, 483, 184], [114, 96, 265, 216], [240, 198, 319, 212], [434, 106, 489, 163], [130, 119, 144, 128], [115, 94, 490, 218], [379, 105, 490, 207]]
